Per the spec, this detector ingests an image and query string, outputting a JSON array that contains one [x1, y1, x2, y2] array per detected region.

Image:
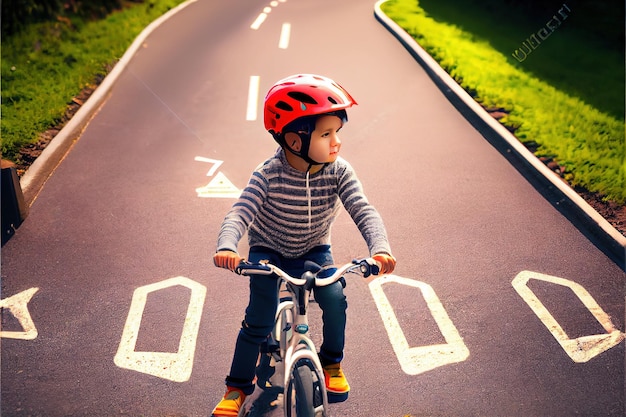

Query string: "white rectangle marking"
[[246, 75, 260, 121], [279, 23, 291, 49]]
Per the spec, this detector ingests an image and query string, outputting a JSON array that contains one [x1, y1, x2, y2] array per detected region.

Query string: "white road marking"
[[194, 156, 223, 177], [114, 277, 206, 382], [0, 287, 39, 340], [196, 171, 241, 198], [278, 23, 291, 49], [369, 275, 469, 375], [250, 13, 268, 30], [246, 75, 260, 121], [512, 271, 625, 363], [251, 1, 288, 29]]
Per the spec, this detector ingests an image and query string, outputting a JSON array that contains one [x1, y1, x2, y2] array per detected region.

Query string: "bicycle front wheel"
[[285, 359, 326, 417]]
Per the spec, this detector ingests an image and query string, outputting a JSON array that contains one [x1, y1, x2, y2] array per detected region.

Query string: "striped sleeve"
[[337, 160, 392, 256], [215, 170, 268, 253]]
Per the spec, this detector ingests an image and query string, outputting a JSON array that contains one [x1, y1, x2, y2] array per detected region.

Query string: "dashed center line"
[[250, 12, 268, 30], [250, 1, 288, 30], [279, 23, 291, 49], [246, 75, 260, 121]]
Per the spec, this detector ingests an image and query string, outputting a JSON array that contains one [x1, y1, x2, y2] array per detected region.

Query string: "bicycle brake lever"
[[235, 261, 272, 276], [234, 261, 249, 275], [358, 258, 380, 278]]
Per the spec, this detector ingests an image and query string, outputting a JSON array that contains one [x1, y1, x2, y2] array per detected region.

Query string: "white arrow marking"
[[369, 275, 469, 375], [114, 277, 206, 382], [194, 156, 223, 177], [195, 171, 241, 199], [513, 271, 625, 363], [1, 287, 39, 340]]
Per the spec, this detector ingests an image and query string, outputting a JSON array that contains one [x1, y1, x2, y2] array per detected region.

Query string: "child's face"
[[307, 115, 343, 164]]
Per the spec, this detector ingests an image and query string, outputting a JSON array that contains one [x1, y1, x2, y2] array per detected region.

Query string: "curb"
[[373, 0, 625, 270], [19, 0, 198, 206]]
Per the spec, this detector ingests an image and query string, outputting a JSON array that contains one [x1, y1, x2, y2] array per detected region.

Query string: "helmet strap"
[[283, 131, 324, 166]]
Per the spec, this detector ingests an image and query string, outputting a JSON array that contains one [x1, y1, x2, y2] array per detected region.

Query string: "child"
[[211, 74, 396, 417]]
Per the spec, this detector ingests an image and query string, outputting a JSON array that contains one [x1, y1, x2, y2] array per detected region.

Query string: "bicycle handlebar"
[[234, 258, 381, 287]]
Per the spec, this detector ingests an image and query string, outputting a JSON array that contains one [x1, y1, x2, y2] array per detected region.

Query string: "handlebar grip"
[[235, 261, 273, 276]]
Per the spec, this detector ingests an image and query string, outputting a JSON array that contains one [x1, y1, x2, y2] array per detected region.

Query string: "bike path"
[[2, 1, 624, 416]]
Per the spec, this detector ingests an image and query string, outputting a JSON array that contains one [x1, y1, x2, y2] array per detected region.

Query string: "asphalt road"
[[2, 1, 624, 416]]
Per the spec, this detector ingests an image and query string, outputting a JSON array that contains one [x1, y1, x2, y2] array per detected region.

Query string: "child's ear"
[[284, 132, 302, 152]]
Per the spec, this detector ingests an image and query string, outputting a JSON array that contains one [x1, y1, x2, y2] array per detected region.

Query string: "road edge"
[[19, 0, 198, 206], [373, 0, 626, 270]]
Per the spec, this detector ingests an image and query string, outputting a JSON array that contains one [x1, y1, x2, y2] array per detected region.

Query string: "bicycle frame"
[[279, 274, 328, 416], [236, 258, 379, 417]]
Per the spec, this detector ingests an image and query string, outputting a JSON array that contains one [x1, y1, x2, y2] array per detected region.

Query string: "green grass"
[[381, 0, 625, 204], [1, 0, 187, 161]]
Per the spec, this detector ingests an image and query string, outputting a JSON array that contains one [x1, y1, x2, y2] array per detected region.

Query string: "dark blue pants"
[[225, 245, 347, 394]]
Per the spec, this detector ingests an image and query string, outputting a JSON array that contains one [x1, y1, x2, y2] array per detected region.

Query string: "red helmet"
[[264, 74, 357, 135]]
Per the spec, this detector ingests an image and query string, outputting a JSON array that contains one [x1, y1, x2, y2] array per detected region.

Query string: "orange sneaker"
[[211, 387, 246, 417], [323, 363, 350, 394]]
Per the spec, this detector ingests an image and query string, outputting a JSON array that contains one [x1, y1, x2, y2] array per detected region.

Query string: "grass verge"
[[1, 0, 187, 163], [381, 0, 625, 204]]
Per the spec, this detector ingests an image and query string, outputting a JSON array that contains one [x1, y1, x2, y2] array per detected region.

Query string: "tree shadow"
[[416, 0, 625, 120]]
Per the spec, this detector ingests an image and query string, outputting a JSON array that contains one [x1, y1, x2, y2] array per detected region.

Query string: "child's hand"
[[373, 253, 396, 274], [213, 250, 244, 271]]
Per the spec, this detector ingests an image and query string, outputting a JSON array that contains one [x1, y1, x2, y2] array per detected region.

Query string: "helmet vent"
[[275, 101, 293, 111], [327, 96, 338, 104], [287, 91, 318, 105]]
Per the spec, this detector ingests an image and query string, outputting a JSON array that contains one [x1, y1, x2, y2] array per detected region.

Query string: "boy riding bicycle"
[[211, 74, 396, 417]]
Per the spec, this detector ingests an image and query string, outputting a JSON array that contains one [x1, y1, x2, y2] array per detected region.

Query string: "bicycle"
[[234, 257, 381, 417]]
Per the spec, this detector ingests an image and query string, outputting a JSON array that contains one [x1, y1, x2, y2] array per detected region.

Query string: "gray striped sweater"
[[216, 148, 391, 259]]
